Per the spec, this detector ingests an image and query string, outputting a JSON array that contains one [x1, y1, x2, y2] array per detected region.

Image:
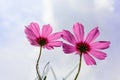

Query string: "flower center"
[[76, 42, 90, 53], [37, 37, 48, 46]]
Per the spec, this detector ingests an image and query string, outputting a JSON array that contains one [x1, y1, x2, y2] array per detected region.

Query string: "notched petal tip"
[[85, 26, 100, 43], [106, 41, 111, 44], [95, 26, 99, 29], [42, 24, 52, 37], [90, 50, 107, 60], [91, 41, 110, 50], [73, 22, 84, 42]]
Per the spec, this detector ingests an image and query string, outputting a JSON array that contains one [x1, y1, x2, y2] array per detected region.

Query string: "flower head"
[[25, 22, 62, 49], [62, 23, 110, 65]]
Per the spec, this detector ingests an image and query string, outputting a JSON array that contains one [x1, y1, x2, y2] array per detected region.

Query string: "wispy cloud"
[[0, 0, 119, 80]]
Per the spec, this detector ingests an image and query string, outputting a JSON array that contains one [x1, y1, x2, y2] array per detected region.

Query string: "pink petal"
[[43, 45, 53, 50], [83, 53, 96, 65], [48, 32, 62, 41], [42, 24, 52, 37], [27, 38, 39, 46], [25, 26, 37, 39], [90, 50, 107, 60], [26, 35, 36, 40], [90, 41, 110, 50], [85, 27, 99, 43], [29, 22, 40, 37], [73, 23, 84, 42], [47, 41, 62, 48], [62, 43, 76, 54], [62, 30, 77, 45]]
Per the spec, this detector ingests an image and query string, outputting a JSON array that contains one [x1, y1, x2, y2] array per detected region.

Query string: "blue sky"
[[0, 0, 120, 80]]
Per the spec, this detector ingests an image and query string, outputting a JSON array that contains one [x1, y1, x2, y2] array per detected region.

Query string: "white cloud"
[[94, 0, 114, 11], [42, 0, 54, 24], [0, 0, 119, 80]]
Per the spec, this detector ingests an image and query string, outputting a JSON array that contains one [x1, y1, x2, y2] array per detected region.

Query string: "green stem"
[[36, 47, 42, 80], [74, 53, 82, 80]]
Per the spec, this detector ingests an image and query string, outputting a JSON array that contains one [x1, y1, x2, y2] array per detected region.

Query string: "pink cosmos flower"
[[25, 22, 62, 80], [62, 22, 110, 65], [25, 22, 62, 49]]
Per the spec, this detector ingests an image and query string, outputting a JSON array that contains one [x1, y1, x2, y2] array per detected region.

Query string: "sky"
[[0, 0, 120, 80]]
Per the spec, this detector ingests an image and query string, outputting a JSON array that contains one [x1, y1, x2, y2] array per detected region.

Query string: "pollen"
[[76, 42, 90, 53], [37, 37, 48, 46]]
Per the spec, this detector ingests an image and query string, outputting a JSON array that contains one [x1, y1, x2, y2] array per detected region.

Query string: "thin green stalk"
[[36, 47, 42, 80], [51, 67, 57, 80], [63, 64, 78, 80], [74, 53, 82, 80], [42, 62, 50, 80]]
